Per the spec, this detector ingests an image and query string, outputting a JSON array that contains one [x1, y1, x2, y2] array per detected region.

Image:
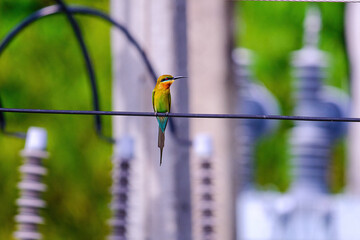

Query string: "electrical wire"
[[0, 4, 160, 142], [54, 0, 114, 143], [1, 3, 351, 142], [0, 108, 359, 122], [0, 5, 157, 80], [0, 4, 187, 143], [231, 0, 360, 1]]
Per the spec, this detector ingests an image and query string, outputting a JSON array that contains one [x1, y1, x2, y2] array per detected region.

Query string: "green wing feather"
[[153, 89, 171, 165], [152, 89, 155, 111], [169, 93, 171, 112]]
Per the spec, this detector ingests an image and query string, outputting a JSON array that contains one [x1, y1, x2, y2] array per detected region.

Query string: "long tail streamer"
[[158, 127, 165, 165]]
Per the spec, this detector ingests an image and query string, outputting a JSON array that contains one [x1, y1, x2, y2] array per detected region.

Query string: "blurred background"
[[0, 0, 356, 239]]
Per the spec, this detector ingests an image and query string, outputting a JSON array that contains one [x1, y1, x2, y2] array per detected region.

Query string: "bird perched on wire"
[[152, 74, 186, 165]]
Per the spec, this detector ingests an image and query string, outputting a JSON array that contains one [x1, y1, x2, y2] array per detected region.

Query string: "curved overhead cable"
[[54, 0, 114, 143], [0, 4, 166, 141], [0, 107, 359, 123]]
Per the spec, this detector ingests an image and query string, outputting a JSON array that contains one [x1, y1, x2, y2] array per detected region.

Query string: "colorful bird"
[[152, 74, 186, 165]]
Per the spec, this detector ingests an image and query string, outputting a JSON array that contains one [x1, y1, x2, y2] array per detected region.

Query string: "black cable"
[[0, 5, 157, 79], [54, 0, 114, 143], [0, 4, 186, 143], [55, 4, 184, 143], [0, 94, 26, 138], [65, 5, 182, 144], [0, 5, 159, 141], [71, 6, 158, 80], [0, 107, 359, 122], [234, 0, 360, 2], [0, 95, 5, 131]]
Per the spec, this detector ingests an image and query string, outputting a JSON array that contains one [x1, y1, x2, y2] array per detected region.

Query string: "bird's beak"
[[173, 76, 188, 80]]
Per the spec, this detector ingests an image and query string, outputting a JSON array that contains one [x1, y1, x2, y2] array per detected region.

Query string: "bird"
[[152, 74, 186, 165]]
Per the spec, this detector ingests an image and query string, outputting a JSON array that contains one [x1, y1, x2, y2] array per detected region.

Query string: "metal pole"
[[14, 127, 48, 240], [173, 1, 192, 239]]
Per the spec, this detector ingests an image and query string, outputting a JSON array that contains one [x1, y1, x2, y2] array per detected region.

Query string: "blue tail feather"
[[157, 116, 168, 133]]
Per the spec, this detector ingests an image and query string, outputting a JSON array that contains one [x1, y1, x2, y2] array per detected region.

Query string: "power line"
[[0, 107, 359, 122], [234, 0, 360, 2], [0, 4, 159, 142], [54, 0, 108, 141]]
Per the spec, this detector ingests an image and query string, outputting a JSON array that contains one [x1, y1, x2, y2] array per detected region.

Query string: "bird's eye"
[[165, 77, 168, 80]]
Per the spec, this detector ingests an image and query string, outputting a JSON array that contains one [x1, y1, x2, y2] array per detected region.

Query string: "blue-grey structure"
[[233, 48, 280, 240], [233, 48, 279, 190], [273, 6, 349, 240]]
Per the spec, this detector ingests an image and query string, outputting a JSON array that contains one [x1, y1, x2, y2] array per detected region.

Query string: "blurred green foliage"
[[0, 0, 112, 239], [0, 1, 348, 239], [236, 2, 347, 192]]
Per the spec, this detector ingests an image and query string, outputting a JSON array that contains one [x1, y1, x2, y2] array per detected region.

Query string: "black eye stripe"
[[161, 77, 172, 82]]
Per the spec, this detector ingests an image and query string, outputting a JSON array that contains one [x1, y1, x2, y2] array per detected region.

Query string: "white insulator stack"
[[108, 136, 134, 240], [194, 135, 216, 240], [14, 127, 48, 240]]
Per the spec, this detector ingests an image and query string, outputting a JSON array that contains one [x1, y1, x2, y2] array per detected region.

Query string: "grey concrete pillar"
[[187, 1, 236, 239], [111, 0, 190, 239], [346, 3, 360, 195]]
